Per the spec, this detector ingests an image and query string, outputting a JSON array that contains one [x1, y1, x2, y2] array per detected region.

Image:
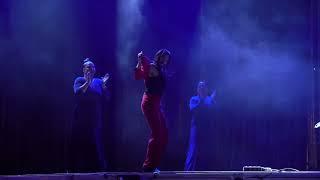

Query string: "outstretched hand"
[[102, 73, 110, 84], [102, 73, 110, 90], [136, 51, 145, 68], [210, 90, 216, 103], [138, 51, 144, 60], [210, 90, 216, 98], [85, 71, 93, 84]]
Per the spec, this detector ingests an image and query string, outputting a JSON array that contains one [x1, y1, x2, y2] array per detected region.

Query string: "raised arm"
[[189, 97, 201, 113], [134, 51, 151, 80], [189, 96, 215, 114], [134, 66, 145, 80], [102, 74, 111, 101], [210, 90, 216, 104], [74, 77, 90, 95]]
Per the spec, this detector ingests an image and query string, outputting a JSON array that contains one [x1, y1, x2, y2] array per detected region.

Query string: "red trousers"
[[141, 93, 168, 169]]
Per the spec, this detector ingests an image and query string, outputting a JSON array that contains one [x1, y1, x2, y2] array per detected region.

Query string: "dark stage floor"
[[1, 171, 320, 180]]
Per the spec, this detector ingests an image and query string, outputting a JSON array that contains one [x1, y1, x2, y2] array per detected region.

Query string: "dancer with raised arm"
[[134, 49, 171, 172]]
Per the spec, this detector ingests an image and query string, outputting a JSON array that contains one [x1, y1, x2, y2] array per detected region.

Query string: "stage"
[[1, 171, 320, 180]]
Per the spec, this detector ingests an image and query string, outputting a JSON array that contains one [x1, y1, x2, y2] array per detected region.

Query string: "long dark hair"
[[154, 49, 171, 66]]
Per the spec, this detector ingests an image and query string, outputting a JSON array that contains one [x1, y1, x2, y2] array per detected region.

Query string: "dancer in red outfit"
[[134, 49, 171, 172]]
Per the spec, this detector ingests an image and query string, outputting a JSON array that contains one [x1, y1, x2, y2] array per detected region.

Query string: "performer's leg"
[[95, 127, 107, 170], [184, 125, 198, 171], [70, 127, 92, 172], [141, 94, 163, 170], [72, 135, 95, 172]]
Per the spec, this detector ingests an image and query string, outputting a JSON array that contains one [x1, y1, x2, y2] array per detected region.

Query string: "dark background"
[[0, 0, 317, 174]]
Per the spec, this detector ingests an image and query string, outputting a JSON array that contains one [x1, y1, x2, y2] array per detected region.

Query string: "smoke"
[[192, 0, 310, 111], [116, 0, 145, 74], [9, 0, 74, 65], [0, 0, 78, 105], [115, 0, 147, 150]]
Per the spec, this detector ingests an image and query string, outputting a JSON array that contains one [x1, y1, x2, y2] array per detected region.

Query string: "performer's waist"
[[144, 89, 164, 96]]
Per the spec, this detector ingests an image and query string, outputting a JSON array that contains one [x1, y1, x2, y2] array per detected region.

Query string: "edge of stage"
[[1, 171, 320, 180]]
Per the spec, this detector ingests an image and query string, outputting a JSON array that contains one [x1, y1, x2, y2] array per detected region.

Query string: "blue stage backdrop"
[[0, 0, 313, 174]]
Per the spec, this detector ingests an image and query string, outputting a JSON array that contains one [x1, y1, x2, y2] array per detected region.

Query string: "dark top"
[[134, 56, 166, 96], [145, 66, 166, 96], [189, 95, 215, 133], [73, 77, 110, 133]]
